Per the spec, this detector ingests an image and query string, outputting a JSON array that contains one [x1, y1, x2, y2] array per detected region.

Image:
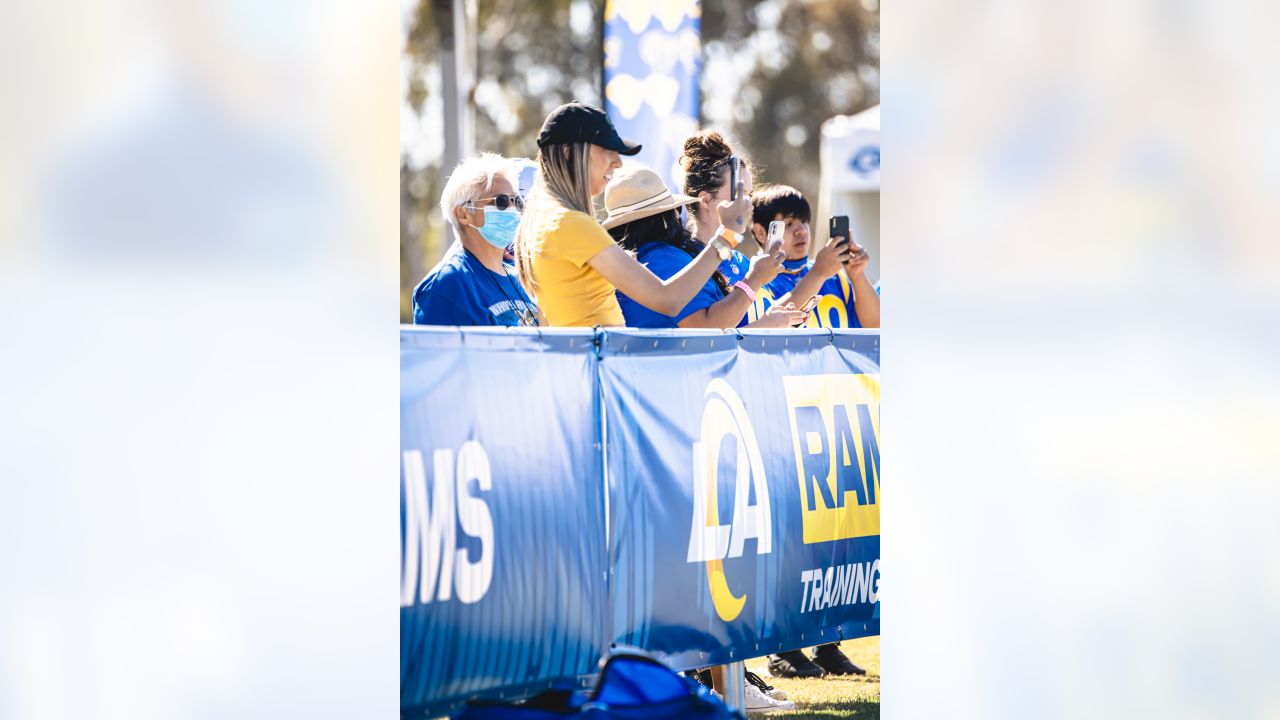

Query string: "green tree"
[[401, 0, 603, 321], [702, 0, 879, 247]]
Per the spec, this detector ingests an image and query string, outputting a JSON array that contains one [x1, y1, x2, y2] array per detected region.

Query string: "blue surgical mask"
[[477, 207, 521, 249]]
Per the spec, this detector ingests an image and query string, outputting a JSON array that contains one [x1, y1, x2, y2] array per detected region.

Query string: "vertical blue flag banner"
[[400, 327, 880, 714], [400, 328, 608, 717], [602, 0, 702, 191]]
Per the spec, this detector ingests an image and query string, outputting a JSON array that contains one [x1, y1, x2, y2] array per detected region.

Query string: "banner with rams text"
[[401, 327, 879, 714], [601, 329, 881, 670], [400, 328, 608, 717]]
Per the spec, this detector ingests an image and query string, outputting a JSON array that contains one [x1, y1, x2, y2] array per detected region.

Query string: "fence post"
[[724, 661, 746, 712]]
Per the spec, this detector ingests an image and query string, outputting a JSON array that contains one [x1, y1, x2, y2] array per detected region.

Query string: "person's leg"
[[709, 665, 727, 694]]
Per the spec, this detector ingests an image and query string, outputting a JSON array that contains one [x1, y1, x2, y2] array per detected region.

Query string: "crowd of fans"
[[410, 101, 879, 714], [413, 101, 878, 333]]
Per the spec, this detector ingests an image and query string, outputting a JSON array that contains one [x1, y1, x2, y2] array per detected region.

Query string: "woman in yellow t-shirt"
[[513, 102, 761, 327]]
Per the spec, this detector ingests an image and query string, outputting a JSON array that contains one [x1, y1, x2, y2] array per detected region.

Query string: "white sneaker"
[[743, 681, 796, 713], [746, 670, 788, 700]]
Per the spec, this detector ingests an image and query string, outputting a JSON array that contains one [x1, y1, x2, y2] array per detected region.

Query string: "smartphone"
[[829, 215, 849, 243], [768, 220, 785, 246], [729, 156, 741, 201]]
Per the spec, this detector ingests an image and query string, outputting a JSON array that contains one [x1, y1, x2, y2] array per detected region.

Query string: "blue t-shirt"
[[750, 257, 863, 328], [617, 242, 751, 328], [412, 242, 538, 326]]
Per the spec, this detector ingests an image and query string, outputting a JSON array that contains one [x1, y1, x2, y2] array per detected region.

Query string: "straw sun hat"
[[602, 165, 699, 231]]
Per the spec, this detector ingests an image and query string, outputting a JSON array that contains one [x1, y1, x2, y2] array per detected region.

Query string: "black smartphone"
[[829, 215, 850, 243], [729, 156, 740, 201]]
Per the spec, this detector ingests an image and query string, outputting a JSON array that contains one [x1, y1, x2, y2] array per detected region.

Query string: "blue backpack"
[[450, 651, 743, 720]]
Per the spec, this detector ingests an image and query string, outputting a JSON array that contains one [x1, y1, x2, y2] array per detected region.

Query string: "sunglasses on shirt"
[[465, 193, 524, 212]]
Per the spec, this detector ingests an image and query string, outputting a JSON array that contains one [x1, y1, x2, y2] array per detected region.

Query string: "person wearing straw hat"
[[604, 165, 805, 329]]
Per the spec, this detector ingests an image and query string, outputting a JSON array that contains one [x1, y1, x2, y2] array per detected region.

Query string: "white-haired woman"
[[512, 103, 760, 327], [412, 153, 539, 327]]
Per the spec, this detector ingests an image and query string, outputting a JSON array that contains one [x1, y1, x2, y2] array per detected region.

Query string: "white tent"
[[817, 105, 880, 283]]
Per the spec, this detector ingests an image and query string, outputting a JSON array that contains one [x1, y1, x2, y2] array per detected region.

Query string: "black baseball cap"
[[536, 102, 642, 156]]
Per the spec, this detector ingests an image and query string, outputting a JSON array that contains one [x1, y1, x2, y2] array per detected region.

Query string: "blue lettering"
[[794, 405, 834, 511], [857, 403, 880, 505], [832, 404, 868, 506]]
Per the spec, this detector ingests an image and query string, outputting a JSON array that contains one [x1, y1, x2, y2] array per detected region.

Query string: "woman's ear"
[[751, 223, 766, 244]]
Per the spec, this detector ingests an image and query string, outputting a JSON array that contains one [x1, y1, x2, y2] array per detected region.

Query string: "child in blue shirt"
[[746, 185, 880, 329]]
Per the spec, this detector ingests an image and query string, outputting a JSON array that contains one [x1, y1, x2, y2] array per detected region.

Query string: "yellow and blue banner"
[[601, 329, 880, 669], [602, 0, 702, 190]]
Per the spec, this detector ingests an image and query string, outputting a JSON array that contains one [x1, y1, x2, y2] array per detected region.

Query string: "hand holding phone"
[[787, 303, 809, 327], [843, 244, 871, 275], [767, 220, 787, 262], [812, 235, 848, 278], [747, 227, 786, 287], [754, 302, 807, 328], [715, 189, 752, 234]]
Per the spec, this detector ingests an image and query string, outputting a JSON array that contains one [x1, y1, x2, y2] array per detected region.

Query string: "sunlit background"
[[1, 0, 398, 717], [885, 0, 1280, 718]]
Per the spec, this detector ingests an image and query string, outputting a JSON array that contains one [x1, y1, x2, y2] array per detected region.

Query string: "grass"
[[744, 637, 880, 719]]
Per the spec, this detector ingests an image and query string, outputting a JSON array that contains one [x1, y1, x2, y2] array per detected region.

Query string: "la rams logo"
[[686, 379, 773, 621]]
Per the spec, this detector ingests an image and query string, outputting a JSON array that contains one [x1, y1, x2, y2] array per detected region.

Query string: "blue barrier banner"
[[400, 328, 607, 717], [601, 329, 881, 670]]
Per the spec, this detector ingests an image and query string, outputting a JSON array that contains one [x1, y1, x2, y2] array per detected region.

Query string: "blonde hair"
[[513, 142, 594, 294]]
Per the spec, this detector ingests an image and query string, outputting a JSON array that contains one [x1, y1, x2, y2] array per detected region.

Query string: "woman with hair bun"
[[679, 130, 757, 267], [681, 130, 857, 328]]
